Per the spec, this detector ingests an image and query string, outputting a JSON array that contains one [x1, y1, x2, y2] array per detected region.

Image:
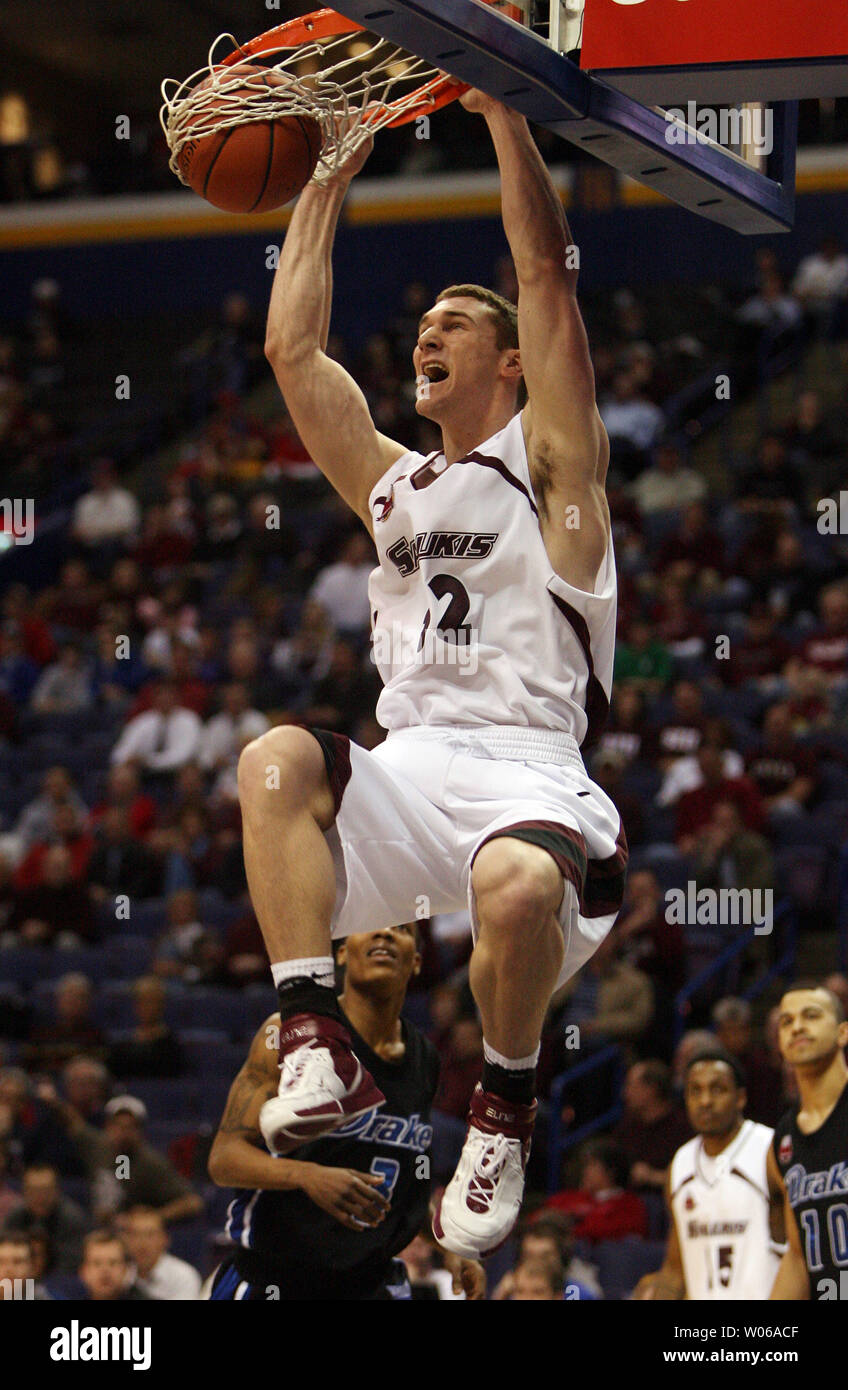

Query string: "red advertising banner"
[[580, 0, 848, 69]]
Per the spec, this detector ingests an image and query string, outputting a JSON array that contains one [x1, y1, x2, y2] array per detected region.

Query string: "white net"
[[160, 26, 451, 187]]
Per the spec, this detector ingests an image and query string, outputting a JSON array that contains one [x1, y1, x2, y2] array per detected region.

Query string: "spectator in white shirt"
[[199, 683, 269, 772], [629, 440, 706, 516], [308, 532, 375, 637], [600, 372, 665, 455], [72, 459, 140, 550], [792, 236, 848, 335], [111, 680, 202, 774], [736, 269, 803, 344], [122, 1206, 202, 1301]]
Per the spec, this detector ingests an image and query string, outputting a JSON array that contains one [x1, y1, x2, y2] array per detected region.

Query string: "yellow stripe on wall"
[[0, 165, 846, 249]]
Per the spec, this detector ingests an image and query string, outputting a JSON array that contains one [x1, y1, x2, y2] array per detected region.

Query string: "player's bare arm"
[[264, 140, 407, 531], [633, 1172, 686, 1300], [465, 91, 609, 592], [766, 1145, 810, 1300], [208, 1016, 389, 1229]]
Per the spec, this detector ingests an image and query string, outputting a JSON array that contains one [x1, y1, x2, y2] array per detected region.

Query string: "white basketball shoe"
[[432, 1084, 537, 1260]]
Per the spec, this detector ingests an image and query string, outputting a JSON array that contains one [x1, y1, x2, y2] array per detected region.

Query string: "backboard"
[[324, 0, 821, 233]]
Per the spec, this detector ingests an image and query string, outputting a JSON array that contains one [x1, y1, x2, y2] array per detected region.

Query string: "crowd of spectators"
[[0, 231, 847, 1296]]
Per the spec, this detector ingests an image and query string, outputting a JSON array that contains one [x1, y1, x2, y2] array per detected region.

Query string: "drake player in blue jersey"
[[207, 921, 484, 1300]]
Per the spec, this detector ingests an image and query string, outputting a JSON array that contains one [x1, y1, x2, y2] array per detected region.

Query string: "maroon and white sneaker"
[[432, 1084, 537, 1260], [259, 1013, 385, 1155]]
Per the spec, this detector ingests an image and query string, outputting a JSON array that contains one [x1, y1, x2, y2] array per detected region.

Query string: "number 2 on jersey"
[[417, 575, 472, 650]]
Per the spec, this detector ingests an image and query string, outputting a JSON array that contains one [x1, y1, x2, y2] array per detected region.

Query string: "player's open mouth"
[[368, 946, 397, 961], [421, 362, 449, 383]]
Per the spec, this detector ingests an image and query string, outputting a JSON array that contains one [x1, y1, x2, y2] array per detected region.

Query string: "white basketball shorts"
[[308, 724, 628, 991]]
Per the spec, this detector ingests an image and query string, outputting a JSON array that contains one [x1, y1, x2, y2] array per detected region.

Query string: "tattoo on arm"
[[217, 1063, 276, 1138]]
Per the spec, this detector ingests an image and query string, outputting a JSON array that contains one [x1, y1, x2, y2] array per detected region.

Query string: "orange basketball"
[[176, 63, 323, 214]]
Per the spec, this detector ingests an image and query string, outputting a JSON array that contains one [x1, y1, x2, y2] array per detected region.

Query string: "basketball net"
[[160, 9, 471, 189]]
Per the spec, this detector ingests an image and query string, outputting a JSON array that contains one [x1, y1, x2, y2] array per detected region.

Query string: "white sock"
[[483, 1041, 540, 1071], [271, 956, 335, 990]]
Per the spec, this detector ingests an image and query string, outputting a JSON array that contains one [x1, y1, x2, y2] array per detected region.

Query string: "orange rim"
[[218, 6, 470, 128]]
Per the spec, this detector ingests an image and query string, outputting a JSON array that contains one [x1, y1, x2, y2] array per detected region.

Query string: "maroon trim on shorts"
[[582, 821, 629, 918], [548, 591, 610, 751], [472, 819, 588, 902], [472, 816, 628, 920], [307, 727, 352, 816]]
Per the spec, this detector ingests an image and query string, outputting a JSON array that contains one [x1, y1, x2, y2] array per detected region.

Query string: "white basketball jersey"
[[367, 412, 617, 743], [670, 1121, 781, 1300]]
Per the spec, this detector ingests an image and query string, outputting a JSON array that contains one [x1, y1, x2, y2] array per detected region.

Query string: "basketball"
[[176, 63, 323, 214]]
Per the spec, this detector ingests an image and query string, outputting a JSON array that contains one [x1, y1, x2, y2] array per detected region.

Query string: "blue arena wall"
[[3, 187, 847, 339]]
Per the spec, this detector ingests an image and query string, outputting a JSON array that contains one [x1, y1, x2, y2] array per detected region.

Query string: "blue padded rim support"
[[329, 0, 797, 233]]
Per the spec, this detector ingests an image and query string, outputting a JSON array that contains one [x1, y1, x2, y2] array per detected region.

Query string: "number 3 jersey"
[[224, 1012, 439, 1300], [670, 1121, 782, 1299], [773, 1079, 848, 1290], [367, 411, 618, 747]]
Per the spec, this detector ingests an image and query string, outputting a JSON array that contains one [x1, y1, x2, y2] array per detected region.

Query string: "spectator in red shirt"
[[89, 764, 157, 841], [655, 502, 725, 582], [1, 584, 56, 666], [221, 904, 268, 987], [432, 1016, 483, 1121], [545, 1140, 648, 1242], [129, 640, 211, 719], [745, 701, 819, 818], [597, 685, 656, 768], [653, 680, 707, 770], [23, 973, 105, 1072], [132, 504, 194, 574], [675, 743, 764, 853], [720, 603, 792, 690], [14, 803, 93, 891], [798, 582, 848, 685], [5, 845, 95, 947]]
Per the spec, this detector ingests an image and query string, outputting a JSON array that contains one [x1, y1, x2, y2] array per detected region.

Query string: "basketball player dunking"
[[634, 1046, 785, 1300], [237, 90, 626, 1259], [769, 983, 848, 1299]]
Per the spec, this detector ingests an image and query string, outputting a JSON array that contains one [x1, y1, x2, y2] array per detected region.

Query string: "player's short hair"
[[684, 1044, 747, 1090], [436, 284, 519, 351], [781, 979, 845, 1024]]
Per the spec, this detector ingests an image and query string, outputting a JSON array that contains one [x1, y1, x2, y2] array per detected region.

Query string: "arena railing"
[[672, 897, 798, 1047], [547, 1043, 625, 1192]]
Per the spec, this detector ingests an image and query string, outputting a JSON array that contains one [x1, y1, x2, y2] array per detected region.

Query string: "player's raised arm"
[[767, 1145, 810, 1300], [264, 141, 407, 530], [464, 94, 607, 485]]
